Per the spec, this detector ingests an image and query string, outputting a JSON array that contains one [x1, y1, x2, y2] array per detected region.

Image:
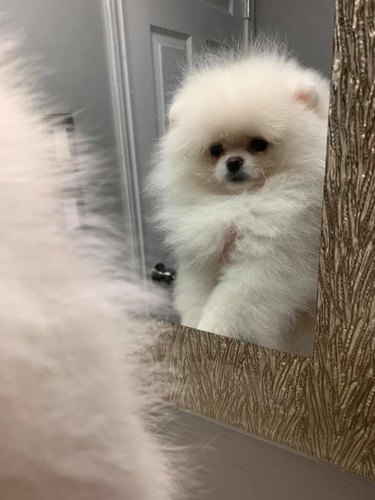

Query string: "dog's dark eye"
[[249, 138, 269, 153], [209, 143, 224, 158]]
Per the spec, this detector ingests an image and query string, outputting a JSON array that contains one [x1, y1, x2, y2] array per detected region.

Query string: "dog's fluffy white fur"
[[0, 38, 177, 499], [150, 47, 329, 354]]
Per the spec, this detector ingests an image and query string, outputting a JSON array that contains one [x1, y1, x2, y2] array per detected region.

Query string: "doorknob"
[[151, 263, 176, 285]]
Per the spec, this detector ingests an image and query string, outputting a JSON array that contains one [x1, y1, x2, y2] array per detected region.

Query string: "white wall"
[[171, 408, 375, 499]]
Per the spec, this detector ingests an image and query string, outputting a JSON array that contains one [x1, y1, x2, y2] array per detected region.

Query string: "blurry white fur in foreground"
[[0, 37, 177, 499]]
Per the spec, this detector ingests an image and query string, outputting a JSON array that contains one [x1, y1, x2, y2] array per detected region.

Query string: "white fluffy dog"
[[0, 37, 177, 500], [151, 47, 329, 355]]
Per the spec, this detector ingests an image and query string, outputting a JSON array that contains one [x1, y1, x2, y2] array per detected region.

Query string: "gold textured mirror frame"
[[153, 0, 375, 479]]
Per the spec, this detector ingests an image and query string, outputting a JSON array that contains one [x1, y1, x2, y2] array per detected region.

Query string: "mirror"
[[9, 0, 333, 356], [115, 0, 335, 356]]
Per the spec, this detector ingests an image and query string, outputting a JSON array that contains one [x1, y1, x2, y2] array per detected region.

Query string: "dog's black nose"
[[226, 156, 244, 173]]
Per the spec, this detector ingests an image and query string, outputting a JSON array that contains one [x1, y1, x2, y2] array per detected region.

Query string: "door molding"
[[102, 0, 147, 280], [244, 0, 256, 49]]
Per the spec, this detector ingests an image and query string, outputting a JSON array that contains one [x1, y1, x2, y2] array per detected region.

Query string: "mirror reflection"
[[132, 1, 334, 356], [149, 48, 329, 355], [2, 0, 334, 356]]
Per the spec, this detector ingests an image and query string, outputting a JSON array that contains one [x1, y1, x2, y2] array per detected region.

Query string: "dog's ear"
[[286, 71, 325, 113], [293, 80, 319, 110], [287, 70, 330, 119]]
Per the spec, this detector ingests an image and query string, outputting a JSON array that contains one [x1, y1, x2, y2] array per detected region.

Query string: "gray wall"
[[255, 0, 335, 77]]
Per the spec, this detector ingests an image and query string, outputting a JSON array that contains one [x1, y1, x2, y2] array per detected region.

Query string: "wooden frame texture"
[[153, 0, 375, 479]]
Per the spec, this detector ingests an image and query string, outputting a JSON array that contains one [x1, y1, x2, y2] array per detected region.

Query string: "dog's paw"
[[197, 318, 227, 336]]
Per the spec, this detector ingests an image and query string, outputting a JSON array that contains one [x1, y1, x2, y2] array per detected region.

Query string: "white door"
[[105, 0, 247, 288]]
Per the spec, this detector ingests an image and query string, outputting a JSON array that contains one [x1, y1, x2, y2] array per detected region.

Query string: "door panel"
[[122, 0, 245, 277], [151, 27, 193, 136]]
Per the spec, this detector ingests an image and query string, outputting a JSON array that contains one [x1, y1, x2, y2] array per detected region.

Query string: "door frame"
[[101, 0, 254, 280], [102, 0, 147, 280]]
